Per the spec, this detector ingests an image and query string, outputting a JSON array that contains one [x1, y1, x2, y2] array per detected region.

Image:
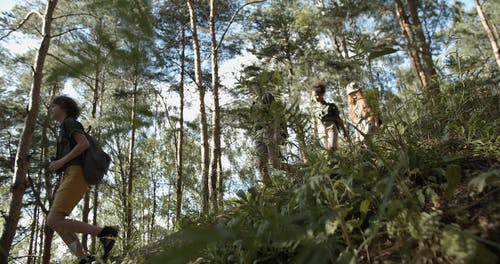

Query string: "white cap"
[[346, 81, 360, 95]]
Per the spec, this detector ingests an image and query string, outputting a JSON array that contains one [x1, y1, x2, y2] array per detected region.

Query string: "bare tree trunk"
[[217, 155, 223, 211], [27, 203, 39, 264], [187, 0, 210, 215], [83, 59, 102, 251], [92, 61, 106, 253], [407, 0, 438, 93], [126, 79, 138, 250], [175, 26, 186, 224], [394, 0, 436, 102], [41, 85, 57, 264], [90, 185, 99, 253], [80, 192, 90, 251], [209, 0, 221, 215], [149, 176, 157, 243], [475, 0, 500, 68], [41, 221, 54, 264], [0, 1, 58, 263]]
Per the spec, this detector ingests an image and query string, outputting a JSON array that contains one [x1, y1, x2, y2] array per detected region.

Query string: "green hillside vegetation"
[[0, 0, 498, 263], [148, 80, 500, 264]]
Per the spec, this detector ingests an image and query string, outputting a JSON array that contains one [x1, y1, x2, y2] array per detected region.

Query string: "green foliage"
[[150, 74, 500, 262]]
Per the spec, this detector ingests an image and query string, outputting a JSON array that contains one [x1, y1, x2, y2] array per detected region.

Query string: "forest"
[[0, 0, 499, 263]]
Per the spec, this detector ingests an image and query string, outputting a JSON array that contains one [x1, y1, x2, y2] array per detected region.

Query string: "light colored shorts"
[[50, 165, 89, 216]]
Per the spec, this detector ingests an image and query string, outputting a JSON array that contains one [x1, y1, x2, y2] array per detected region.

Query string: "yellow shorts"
[[50, 165, 89, 216]]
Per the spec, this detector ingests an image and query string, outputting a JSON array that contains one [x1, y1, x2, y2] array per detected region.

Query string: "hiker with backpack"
[[47, 96, 116, 263], [252, 92, 289, 186], [346, 82, 380, 144], [310, 81, 349, 152]]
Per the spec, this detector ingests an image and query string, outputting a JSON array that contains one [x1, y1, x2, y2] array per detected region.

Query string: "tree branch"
[[26, 175, 48, 214], [215, 0, 265, 51], [51, 27, 84, 39], [46, 52, 95, 88], [53, 12, 95, 20], [0, 11, 44, 41]]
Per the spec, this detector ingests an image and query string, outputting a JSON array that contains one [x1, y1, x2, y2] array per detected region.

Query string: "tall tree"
[[176, 25, 186, 223], [474, 0, 500, 68], [209, 0, 221, 214], [125, 78, 138, 249], [0, 1, 58, 262], [187, 0, 210, 215], [244, 1, 324, 163], [394, 0, 439, 102]]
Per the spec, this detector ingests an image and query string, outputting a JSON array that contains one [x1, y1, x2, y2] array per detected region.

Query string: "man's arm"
[[49, 132, 89, 172]]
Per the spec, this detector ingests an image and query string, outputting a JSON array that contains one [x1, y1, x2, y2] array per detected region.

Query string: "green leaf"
[[325, 219, 339, 235], [441, 225, 498, 263], [359, 199, 370, 216], [468, 169, 500, 193], [368, 47, 398, 60], [444, 164, 462, 199]]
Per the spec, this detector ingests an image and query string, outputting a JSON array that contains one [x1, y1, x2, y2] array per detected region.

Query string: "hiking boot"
[[79, 255, 95, 264], [98, 226, 118, 259]]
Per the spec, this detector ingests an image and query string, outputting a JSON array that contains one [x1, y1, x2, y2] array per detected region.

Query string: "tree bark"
[[209, 0, 221, 215], [217, 154, 223, 211], [175, 26, 186, 224], [187, 0, 210, 215], [41, 221, 54, 264], [406, 0, 438, 93], [81, 192, 91, 251], [394, 0, 437, 102], [475, 0, 500, 68], [92, 58, 106, 253], [41, 85, 57, 264], [0, 1, 58, 263], [27, 202, 39, 264], [83, 56, 102, 252], [90, 184, 99, 253], [125, 79, 138, 250]]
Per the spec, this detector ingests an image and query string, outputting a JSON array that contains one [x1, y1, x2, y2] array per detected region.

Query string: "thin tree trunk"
[[90, 184, 99, 253], [41, 221, 54, 264], [217, 155, 223, 211], [41, 85, 57, 264], [394, 0, 434, 101], [209, 0, 221, 214], [91, 62, 106, 253], [149, 176, 157, 243], [0, 1, 58, 263], [83, 59, 102, 251], [175, 26, 186, 224], [81, 193, 90, 251], [27, 202, 39, 264], [406, 0, 438, 95], [475, 0, 500, 68], [187, 0, 210, 215], [126, 79, 138, 250]]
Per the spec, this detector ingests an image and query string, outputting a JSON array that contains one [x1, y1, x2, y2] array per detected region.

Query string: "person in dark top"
[[47, 96, 117, 263], [252, 92, 289, 186], [310, 81, 348, 152]]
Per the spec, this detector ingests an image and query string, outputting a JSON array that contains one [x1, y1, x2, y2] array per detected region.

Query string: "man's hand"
[[48, 159, 64, 173]]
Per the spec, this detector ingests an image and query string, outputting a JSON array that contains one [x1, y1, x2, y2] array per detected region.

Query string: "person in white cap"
[[346, 82, 379, 144]]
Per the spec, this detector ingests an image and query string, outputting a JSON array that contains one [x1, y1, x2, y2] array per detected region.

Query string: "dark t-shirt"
[[56, 117, 85, 169]]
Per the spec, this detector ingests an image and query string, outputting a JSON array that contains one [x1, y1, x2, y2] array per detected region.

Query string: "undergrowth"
[[149, 82, 500, 264]]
